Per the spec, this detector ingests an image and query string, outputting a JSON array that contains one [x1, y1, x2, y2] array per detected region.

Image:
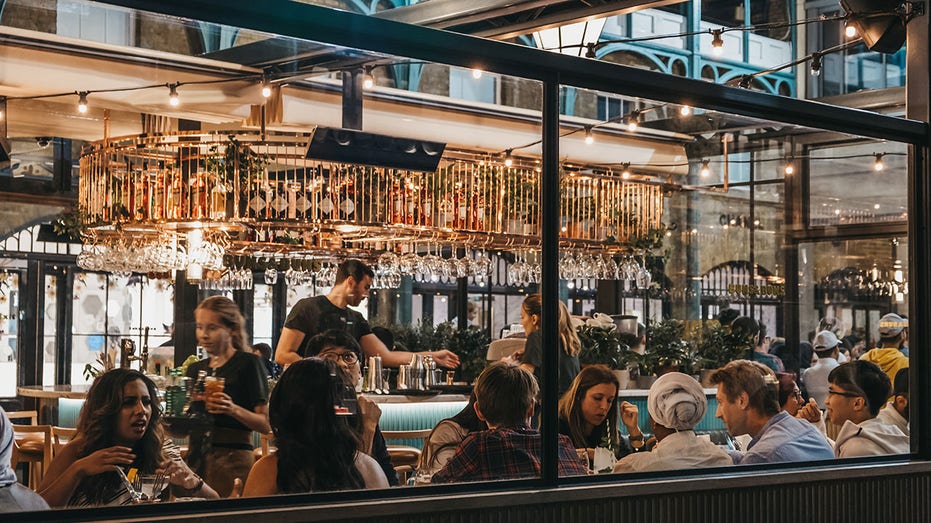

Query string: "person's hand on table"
[[159, 457, 200, 490]]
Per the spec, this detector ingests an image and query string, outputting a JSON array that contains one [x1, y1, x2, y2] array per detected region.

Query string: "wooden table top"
[[17, 384, 92, 399]]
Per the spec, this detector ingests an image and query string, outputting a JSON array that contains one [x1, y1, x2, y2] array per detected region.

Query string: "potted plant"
[[639, 319, 692, 388], [576, 323, 635, 389], [694, 320, 754, 386]]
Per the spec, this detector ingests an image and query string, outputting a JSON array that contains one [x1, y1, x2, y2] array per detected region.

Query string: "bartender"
[[275, 259, 460, 369]]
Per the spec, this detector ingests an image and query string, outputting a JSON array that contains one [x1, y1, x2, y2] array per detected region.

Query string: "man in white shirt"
[[801, 330, 841, 409]]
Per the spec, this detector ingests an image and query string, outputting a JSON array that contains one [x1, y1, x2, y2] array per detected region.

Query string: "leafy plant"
[[640, 319, 693, 376], [83, 349, 115, 381], [693, 320, 753, 370], [52, 207, 88, 242], [448, 326, 491, 383], [204, 135, 268, 185], [576, 325, 634, 370]]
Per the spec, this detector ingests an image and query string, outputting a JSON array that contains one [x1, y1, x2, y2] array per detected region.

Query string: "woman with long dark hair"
[[185, 296, 270, 497], [38, 369, 216, 506], [243, 358, 388, 495], [558, 365, 643, 464]]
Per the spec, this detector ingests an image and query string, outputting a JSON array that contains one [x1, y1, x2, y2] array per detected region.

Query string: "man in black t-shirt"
[[275, 259, 460, 369]]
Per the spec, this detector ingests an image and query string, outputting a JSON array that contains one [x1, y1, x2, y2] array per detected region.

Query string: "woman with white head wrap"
[[613, 373, 732, 473], [0, 407, 49, 512]]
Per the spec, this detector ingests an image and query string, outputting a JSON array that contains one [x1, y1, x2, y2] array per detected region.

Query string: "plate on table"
[[428, 384, 473, 394], [388, 389, 441, 396]]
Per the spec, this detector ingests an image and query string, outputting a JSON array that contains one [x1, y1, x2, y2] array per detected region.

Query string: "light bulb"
[[784, 163, 794, 175], [810, 53, 822, 77], [472, 68, 483, 79], [362, 67, 375, 90], [874, 153, 885, 171], [261, 83, 272, 98], [77, 91, 88, 114], [168, 84, 180, 107], [626, 111, 639, 132], [679, 105, 691, 116], [504, 150, 513, 167], [845, 23, 857, 38], [711, 30, 724, 55], [584, 127, 594, 145], [699, 160, 711, 177], [621, 164, 631, 179]]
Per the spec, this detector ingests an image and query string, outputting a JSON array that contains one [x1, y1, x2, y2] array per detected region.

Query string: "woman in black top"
[[514, 294, 581, 397], [186, 296, 270, 497], [558, 365, 644, 464]]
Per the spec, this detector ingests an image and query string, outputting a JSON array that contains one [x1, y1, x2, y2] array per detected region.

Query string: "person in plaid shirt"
[[431, 362, 589, 483]]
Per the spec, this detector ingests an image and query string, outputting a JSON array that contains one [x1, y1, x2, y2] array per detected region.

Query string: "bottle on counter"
[[185, 369, 208, 417]]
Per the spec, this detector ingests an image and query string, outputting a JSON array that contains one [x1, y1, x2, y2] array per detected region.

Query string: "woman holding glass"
[[38, 369, 217, 507], [185, 296, 270, 497]]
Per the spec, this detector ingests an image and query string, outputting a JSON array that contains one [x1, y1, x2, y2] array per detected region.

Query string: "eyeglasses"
[[319, 351, 359, 365], [827, 389, 861, 399], [792, 390, 804, 401]]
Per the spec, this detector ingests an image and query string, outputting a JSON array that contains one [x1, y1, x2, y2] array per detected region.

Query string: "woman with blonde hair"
[[558, 365, 644, 465], [514, 294, 581, 396], [185, 296, 270, 497]]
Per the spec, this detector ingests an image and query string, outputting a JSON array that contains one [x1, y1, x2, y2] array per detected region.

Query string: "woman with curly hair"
[[38, 369, 216, 507], [558, 365, 644, 466], [243, 358, 388, 495]]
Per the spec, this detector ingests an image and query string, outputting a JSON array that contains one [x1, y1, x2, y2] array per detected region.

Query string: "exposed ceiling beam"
[[374, 0, 684, 40]]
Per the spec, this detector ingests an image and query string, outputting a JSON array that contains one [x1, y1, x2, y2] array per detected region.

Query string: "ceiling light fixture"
[[711, 29, 725, 55], [168, 83, 180, 107], [77, 91, 89, 113], [873, 153, 885, 171]]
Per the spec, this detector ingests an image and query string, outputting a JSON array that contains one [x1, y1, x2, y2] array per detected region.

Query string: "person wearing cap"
[[710, 360, 834, 465], [302, 330, 399, 486], [876, 368, 909, 437], [801, 330, 842, 409], [827, 360, 909, 457], [612, 372, 732, 473], [859, 313, 909, 384]]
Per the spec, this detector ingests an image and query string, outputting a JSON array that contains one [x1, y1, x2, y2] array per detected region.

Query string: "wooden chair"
[[7, 412, 52, 489], [382, 429, 432, 483], [51, 426, 78, 456]]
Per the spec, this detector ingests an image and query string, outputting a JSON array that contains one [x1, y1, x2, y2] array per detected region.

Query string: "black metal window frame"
[[9, 1, 927, 520]]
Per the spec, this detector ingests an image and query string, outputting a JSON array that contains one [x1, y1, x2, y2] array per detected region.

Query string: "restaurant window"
[[1, 0, 924, 516]]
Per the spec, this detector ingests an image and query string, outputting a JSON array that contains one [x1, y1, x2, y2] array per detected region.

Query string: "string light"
[[621, 163, 631, 179], [77, 91, 89, 113], [504, 149, 514, 167], [679, 105, 691, 116], [261, 74, 272, 98], [472, 68, 483, 79], [845, 22, 857, 38], [362, 67, 375, 90], [784, 161, 795, 175], [584, 126, 594, 145], [699, 160, 711, 177], [168, 83, 180, 107], [874, 153, 885, 171], [810, 53, 822, 76], [711, 29, 725, 55], [626, 110, 640, 132]]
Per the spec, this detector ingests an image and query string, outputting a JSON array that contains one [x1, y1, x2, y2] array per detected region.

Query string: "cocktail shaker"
[[411, 354, 425, 390], [423, 355, 437, 387], [398, 365, 410, 390]]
